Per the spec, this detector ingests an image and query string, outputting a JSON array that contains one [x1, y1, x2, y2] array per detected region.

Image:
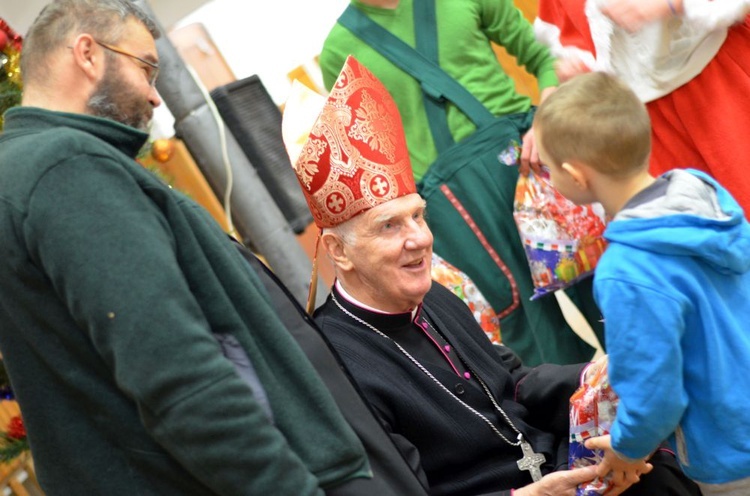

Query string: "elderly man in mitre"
[[281, 56, 699, 496]]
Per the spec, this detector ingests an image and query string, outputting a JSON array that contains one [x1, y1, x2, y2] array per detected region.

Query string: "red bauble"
[[0, 30, 8, 52], [6, 415, 26, 440]]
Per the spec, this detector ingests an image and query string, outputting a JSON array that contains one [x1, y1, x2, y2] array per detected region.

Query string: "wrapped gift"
[[513, 170, 608, 299], [569, 362, 618, 495], [431, 253, 502, 344]]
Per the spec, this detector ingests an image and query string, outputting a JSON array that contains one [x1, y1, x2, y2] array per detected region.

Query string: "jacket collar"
[[3, 106, 149, 159]]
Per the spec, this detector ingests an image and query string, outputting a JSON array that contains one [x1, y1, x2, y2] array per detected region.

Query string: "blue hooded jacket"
[[595, 169, 750, 485]]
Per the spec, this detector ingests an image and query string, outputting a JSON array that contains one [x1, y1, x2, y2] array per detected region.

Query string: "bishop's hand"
[[512, 465, 599, 496]]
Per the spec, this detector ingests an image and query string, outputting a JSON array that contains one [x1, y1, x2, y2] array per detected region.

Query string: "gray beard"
[[87, 66, 152, 132], [87, 95, 151, 132]]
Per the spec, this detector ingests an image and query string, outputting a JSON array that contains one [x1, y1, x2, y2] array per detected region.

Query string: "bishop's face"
[[341, 194, 433, 313]]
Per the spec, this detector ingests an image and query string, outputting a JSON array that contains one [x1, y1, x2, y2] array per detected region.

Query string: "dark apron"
[[338, 1, 603, 365]]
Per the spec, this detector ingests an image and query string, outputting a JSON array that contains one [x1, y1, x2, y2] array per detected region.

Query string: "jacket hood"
[[606, 169, 750, 275]]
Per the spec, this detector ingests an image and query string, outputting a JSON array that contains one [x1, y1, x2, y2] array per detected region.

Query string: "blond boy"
[[533, 72, 750, 496]]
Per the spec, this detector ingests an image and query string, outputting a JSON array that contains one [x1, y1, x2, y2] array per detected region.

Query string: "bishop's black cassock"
[[315, 282, 579, 495], [315, 282, 700, 496]]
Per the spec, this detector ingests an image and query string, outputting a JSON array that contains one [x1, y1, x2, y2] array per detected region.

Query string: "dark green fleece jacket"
[[0, 107, 369, 495]]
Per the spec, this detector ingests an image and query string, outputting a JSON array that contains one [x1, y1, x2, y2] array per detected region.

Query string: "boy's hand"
[[585, 435, 653, 491]]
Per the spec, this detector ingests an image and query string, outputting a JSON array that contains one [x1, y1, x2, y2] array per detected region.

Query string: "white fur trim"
[[533, 17, 599, 70], [585, 0, 614, 73], [682, 0, 750, 31]]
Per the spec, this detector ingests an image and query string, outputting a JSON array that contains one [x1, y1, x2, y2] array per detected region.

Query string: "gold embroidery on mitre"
[[323, 104, 357, 177], [295, 137, 326, 189], [360, 158, 413, 204], [363, 172, 392, 199], [348, 90, 398, 163], [287, 55, 415, 228], [313, 181, 362, 225]]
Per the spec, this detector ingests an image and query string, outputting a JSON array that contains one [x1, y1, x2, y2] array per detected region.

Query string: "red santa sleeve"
[[534, 0, 597, 62]]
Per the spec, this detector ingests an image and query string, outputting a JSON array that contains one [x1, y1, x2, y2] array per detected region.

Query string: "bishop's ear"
[[320, 231, 354, 271]]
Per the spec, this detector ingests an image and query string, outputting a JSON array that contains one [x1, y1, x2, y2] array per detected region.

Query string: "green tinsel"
[[0, 79, 22, 129], [0, 58, 21, 131], [1, 28, 23, 131], [0, 434, 28, 464]]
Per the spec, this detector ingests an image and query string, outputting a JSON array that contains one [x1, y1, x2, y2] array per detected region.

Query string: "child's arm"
[[585, 435, 653, 490]]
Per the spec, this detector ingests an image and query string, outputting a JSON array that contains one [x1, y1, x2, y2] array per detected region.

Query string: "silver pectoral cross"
[[516, 434, 545, 482]]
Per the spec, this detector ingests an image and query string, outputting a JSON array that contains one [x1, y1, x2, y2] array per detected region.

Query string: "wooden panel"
[[494, 0, 542, 104], [515, 0, 538, 19], [296, 222, 335, 288], [139, 139, 233, 234], [168, 22, 236, 92], [0, 401, 43, 495]]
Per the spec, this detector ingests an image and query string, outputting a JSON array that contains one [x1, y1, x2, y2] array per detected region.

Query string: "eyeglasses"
[[94, 40, 159, 87]]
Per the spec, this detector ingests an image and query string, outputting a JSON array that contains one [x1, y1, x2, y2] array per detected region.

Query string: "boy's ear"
[[321, 232, 353, 271], [562, 161, 590, 190]]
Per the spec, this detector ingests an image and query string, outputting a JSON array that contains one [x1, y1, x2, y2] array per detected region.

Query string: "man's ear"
[[69, 33, 101, 82], [562, 161, 590, 191], [321, 232, 353, 272]]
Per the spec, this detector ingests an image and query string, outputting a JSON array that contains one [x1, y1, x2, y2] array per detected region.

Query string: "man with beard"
[[0, 1, 428, 495]]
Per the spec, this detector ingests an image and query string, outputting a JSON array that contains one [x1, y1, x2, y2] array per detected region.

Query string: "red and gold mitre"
[[283, 55, 416, 228]]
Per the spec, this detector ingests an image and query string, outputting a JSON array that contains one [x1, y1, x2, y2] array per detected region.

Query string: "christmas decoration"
[[151, 137, 175, 163], [137, 140, 177, 189], [0, 18, 23, 130], [0, 20, 22, 52], [0, 359, 29, 465], [0, 415, 29, 464], [0, 359, 13, 400]]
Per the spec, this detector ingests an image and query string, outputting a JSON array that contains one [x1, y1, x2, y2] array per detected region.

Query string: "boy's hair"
[[534, 72, 651, 177], [21, 0, 159, 85]]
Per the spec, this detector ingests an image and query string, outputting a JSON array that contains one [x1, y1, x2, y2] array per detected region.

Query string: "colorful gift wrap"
[[513, 170, 608, 299], [569, 362, 618, 495], [431, 253, 502, 344]]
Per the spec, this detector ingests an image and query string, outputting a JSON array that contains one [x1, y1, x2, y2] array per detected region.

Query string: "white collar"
[[334, 280, 419, 320]]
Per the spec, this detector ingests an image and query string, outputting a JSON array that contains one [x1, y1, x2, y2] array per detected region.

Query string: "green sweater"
[[320, 0, 558, 181], [0, 107, 369, 495]]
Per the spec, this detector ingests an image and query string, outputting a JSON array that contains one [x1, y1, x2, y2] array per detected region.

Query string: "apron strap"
[[338, 3, 497, 151], [412, 0, 454, 152]]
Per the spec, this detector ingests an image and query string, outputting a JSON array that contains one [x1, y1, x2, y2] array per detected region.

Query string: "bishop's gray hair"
[[323, 217, 359, 247]]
